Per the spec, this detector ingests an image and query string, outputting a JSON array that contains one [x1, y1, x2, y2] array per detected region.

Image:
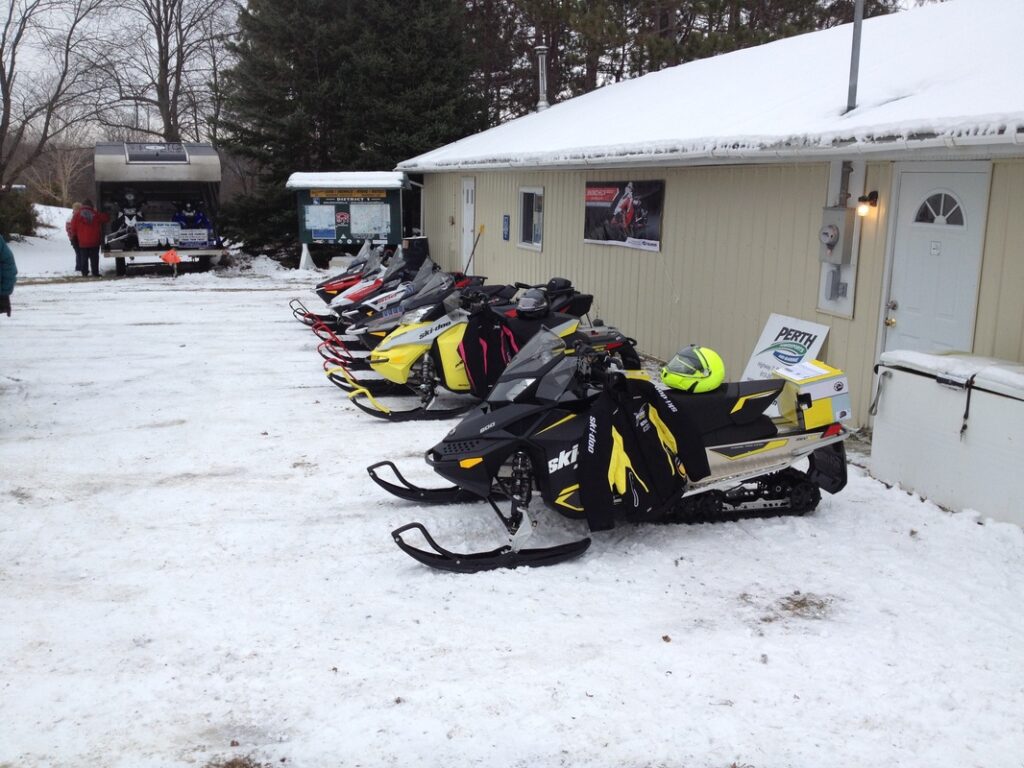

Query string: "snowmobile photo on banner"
[[335, 279, 640, 422], [370, 331, 850, 573]]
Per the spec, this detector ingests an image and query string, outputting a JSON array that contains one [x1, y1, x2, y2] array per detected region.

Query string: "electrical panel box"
[[818, 206, 855, 265]]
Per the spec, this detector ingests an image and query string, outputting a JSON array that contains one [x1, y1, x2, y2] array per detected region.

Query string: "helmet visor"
[[665, 347, 708, 377]]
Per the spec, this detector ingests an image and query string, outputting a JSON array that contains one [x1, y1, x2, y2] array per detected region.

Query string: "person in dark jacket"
[[66, 201, 82, 273], [69, 199, 109, 277], [0, 234, 17, 317]]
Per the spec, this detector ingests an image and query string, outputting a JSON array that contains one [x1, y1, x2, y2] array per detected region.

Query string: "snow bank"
[[1, 272, 1022, 767]]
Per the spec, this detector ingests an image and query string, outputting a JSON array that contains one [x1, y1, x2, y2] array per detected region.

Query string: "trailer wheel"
[[115, 257, 127, 276]]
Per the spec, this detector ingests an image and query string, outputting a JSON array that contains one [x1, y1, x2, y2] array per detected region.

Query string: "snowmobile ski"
[[347, 387, 477, 422], [367, 460, 495, 504], [325, 365, 413, 397], [391, 522, 591, 573]]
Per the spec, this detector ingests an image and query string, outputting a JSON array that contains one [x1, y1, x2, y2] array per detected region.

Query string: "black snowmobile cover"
[[579, 374, 710, 531]]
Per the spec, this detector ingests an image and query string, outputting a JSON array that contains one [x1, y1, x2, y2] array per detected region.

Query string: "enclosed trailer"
[[94, 142, 226, 275]]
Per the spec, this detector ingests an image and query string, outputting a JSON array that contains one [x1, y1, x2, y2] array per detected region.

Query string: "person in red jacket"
[[69, 199, 109, 277]]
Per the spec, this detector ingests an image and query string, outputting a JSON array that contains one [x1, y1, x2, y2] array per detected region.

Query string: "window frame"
[[518, 186, 544, 252]]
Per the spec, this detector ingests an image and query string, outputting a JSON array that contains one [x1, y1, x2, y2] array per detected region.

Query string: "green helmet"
[[661, 345, 725, 393]]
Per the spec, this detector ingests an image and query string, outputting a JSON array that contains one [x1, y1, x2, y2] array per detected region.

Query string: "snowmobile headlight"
[[492, 377, 536, 403], [400, 306, 434, 325]]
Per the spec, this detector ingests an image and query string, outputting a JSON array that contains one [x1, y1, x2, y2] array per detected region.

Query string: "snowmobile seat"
[[545, 277, 574, 295], [478, 284, 518, 301], [664, 379, 784, 445], [554, 293, 593, 317], [501, 311, 576, 347]]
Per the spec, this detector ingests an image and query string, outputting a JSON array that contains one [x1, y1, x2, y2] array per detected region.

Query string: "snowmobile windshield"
[[442, 290, 463, 315], [362, 249, 383, 275], [408, 258, 437, 292], [381, 248, 406, 281], [411, 270, 450, 299], [489, 331, 568, 403]]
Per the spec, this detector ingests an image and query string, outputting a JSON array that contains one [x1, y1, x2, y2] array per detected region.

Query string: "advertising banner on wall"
[[583, 180, 664, 252]]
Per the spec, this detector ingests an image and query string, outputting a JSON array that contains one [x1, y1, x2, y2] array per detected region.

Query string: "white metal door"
[[884, 167, 990, 353], [461, 177, 475, 271]]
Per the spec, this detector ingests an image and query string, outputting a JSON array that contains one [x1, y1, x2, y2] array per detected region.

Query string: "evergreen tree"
[[347, 0, 484, 168], [218, 0, 362, 249], [218, 0, 479, 250]]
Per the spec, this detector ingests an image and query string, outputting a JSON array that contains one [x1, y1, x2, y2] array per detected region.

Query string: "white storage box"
[[871, 350, 1024, 526]]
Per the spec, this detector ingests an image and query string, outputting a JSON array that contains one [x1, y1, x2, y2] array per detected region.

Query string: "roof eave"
[[398, 126, 1024, 173]]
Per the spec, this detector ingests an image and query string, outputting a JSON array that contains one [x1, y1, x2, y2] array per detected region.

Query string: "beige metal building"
[[398, 0, 1024, 427]]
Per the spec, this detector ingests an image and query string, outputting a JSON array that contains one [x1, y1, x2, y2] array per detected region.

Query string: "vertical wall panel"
[[975, 160, 1024, 361]]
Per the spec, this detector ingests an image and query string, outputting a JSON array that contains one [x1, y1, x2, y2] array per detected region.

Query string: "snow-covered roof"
[[398, 0, 1024, 172], [285, 172, 407, 190]]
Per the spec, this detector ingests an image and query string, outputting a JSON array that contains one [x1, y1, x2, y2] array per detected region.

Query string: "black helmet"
[[516, 288, 549, 319]]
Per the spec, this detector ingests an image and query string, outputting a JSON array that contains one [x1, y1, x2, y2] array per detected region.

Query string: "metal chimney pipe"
[[845, 0, 865, 113], [535, 45, 549, 111]]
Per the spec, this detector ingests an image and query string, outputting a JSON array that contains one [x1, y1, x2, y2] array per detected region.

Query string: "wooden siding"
[[422, 163, 897, 427], [975, 160, 1024, 362]]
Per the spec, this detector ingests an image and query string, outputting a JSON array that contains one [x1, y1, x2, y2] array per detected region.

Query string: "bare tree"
[[21, 123, 92, 204], [0, 0, 106, 189], [92, 0, 234, 142]]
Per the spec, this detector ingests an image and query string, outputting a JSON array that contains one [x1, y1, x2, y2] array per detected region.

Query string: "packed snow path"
[[2, 265, 1023, 767]]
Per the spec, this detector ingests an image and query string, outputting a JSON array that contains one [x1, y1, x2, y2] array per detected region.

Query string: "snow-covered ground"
[[2, 226, 1023, 767]]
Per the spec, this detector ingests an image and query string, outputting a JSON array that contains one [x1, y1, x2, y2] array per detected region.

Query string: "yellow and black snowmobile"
[[335, 281, 640, 421], [369, 331, 850, 572]]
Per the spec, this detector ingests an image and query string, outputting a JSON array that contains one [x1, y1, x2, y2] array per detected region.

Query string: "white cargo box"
[[871, 350, 1024, 526]]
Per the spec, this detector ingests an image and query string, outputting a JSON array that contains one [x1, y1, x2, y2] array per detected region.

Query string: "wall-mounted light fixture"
[[857, 190, 879, 217]]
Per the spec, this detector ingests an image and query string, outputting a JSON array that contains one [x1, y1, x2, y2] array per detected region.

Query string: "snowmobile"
[[337, 284, 639, 422], [289, 243, 386, 325], [104, 189, 146, 251], [343, 271, 499, 351], [320, 277, 590, 381], [370, 330, 849, 572], [299, 244, 427, 338]]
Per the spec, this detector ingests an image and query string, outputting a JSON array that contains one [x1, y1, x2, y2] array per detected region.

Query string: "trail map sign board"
[[296, 187, 402, 245], [286, 172, 407, 247]]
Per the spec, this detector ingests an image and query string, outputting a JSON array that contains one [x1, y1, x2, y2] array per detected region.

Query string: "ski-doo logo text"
[[657, 389, 677, 413], [548, 445, 579, 474], [419, 319, 451, 339], [587, 416, 598, 454]]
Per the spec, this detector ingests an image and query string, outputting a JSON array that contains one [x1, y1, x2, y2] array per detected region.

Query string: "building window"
[[914, 192, 965, 226], [519, 187, 543, 250]]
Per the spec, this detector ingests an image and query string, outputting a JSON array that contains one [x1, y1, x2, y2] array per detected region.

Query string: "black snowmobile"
[[370, 330, 849, 572]]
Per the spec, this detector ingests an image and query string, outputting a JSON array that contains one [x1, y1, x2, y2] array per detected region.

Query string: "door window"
[[913, 192, 964, 226]]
